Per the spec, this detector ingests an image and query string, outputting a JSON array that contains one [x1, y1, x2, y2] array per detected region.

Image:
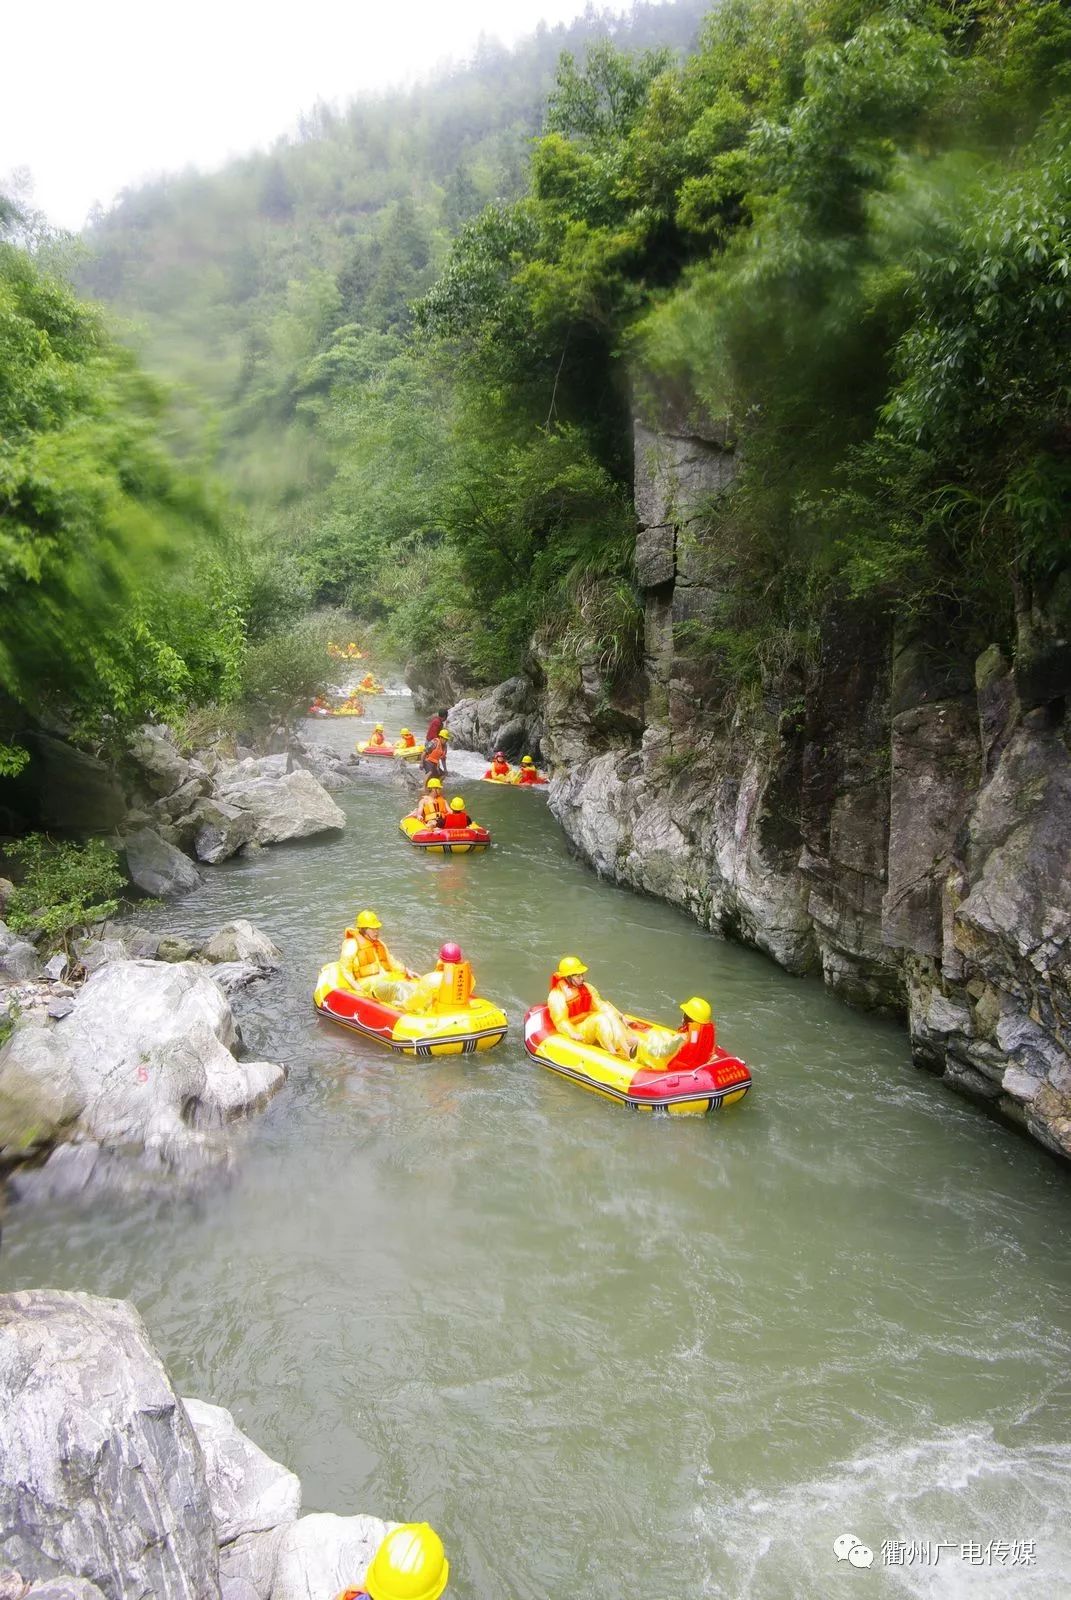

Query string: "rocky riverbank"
[[0, 920, 288, 1201], [0, 1289, 395, 1599], [434, 408, 1071, 1163]]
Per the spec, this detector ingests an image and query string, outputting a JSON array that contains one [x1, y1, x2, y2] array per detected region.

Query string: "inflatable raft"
[[482, 772, 513, 784], [399, 815, 491, 854], [314, 962, 507, 1055], [357, 739, 394, 756], [522, 1005, 752, 1115], [332, 706, 365, 717]]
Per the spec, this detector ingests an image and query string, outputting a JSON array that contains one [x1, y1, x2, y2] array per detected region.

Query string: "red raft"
[[399, 816, 491, 854]]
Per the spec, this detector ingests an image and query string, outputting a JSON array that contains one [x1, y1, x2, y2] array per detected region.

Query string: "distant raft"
[[399, 815, 491, 854], [522, 1004, 752, 1115], [356, 739, 425, 759], [313, 960, 507, 1056]]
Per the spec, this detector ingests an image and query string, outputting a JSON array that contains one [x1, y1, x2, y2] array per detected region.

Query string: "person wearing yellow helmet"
[[547, 956, 635, 1060], [367, 722, 388, 747], [397, 727, 417, 749], [513, 754, 547, 785], [422, 726, 449, 779], [673, 995, 717, 1066], [338, 910, 416, 1001], [413, 776, 449, 827], [334, 1521, 449, 1600], [441, 795, 472, 830]]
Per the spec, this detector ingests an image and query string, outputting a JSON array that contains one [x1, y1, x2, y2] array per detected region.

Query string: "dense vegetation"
[[7, 0, 1069, 781]]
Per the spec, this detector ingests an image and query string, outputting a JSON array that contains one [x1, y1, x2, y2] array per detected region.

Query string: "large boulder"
[[215, 765, 345, 846], [128, 725, 190, 798], [191, 802, 255, 866], [0, 961, 285, 1156], [447, 676, 543, 759], [182, 1400, 300, 1547], [220, 1515, 392, 1600], [200, 922, 281, 971], [0, 1290, 220, 1599], [121, 829, 202, 899]]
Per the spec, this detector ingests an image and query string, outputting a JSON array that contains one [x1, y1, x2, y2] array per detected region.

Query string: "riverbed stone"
[[0, 1290, 220, 1598], [26, 1581, 109, 1599], [215, 766, 345, 846], [221, 1514, 392, 1600], [0, 942, 41, 983], [192, 800, 256, 865], [182, 1399, 300, 1546], [128, 724, 191, 798], [0, 960, 285, 1156], [157, 935, 201, 963], [201, 921, 281, 971], [121, 828, 202, 899]]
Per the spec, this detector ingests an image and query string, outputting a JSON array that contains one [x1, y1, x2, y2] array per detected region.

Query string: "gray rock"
[[207, 964, 265, 997], [73, 938, 127, 975], [0, 961, 285, 1155], [154, 776, 212, 822], [120, 927, 161, 960], [128, 724, 191, 798], [0, 1290, 220, 1598], [157, 936, 201, 963], [0, 881, 13, 917], [182, 1398, 300, 1545], [200, 922, 281, 971], [46, 999, 74, 1021], [221, 1514, 392, 1600], [0, 920, 13, 955], [447, 676, 543, 759], [42, 955, 67, 983], [0, 943, 41, 983], [214, 768, 345, 846], [122, 828, 202, 899], [27, 1581, 108, 1599], [192, 801, 255, 866]]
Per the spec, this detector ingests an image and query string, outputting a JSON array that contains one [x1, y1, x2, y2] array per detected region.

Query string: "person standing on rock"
[[422, 728, 449, 779], [335, 1521, 450, 1600], [425, 708, 447, 744]]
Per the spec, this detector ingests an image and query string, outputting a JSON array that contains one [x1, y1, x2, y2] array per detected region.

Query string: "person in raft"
[[338, 910, 417, 1002], [441, 795, 472, 829], [513, 754, 545, 784], [422, 727, 449, 778], [412, 777, 449, 826], [334, 1521, 449, 1600], [367, 722, 387, 747], [397, 726, 417, 749], [484, 750, 511, 779], [547, 955, 636, 1060]]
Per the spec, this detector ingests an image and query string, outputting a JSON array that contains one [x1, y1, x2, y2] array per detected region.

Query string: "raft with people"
[[357, 726, 423, 759], [357, 672, 386, 695], [327, 641, 365, 660], [482, 753, 548, 785], [399, 814, 491, 854], [523, 958, 752, 1115], [314, 913, 506, 1056]]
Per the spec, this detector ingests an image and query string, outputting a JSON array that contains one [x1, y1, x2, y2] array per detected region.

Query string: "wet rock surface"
[[0, 1291, 394, 1600]]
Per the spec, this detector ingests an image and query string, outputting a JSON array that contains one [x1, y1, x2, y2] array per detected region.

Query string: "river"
[[3, 699, 1071, 1598]]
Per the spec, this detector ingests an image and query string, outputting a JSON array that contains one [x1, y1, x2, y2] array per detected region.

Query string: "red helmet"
[[494, 751, 505, 760], [439, 942, 463, 964]]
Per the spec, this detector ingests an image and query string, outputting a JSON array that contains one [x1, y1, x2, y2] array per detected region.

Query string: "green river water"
[[3, 698, 1071, 1598]]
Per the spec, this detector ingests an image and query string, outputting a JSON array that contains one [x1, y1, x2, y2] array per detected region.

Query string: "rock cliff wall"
[[542, 415, 1071, 1161]]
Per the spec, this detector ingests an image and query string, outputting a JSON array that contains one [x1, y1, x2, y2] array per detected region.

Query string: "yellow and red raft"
[[399, 816, 491, 854], [314, 958, 507, 1056], [522, 1004, 752, 1115]]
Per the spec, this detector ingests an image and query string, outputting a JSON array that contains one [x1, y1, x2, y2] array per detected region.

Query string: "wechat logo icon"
[[834, 1533, 874, 1569]]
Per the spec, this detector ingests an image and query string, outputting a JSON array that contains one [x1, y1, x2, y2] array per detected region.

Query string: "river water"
[[3, 699, 1071, 1598]]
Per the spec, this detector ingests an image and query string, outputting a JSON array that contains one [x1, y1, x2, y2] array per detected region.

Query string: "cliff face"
[[547, 415, 1071, 1161]]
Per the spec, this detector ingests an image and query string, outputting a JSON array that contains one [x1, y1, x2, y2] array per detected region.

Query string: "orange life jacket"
[[400, 733, 416, 747], [369, 732, 385, 745], [518, 767, 541, 784], [345, 931, 389, 976], [489, 759, 509, 776], [418, 796, 447, 825], [550, 974, 593, 1019]]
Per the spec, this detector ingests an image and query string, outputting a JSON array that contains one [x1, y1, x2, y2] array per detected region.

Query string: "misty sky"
[[4, 0, 611, 230]]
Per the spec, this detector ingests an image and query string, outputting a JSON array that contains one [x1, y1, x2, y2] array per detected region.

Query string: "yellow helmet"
[[364, 1523, 449, 1600], [427, 777, 443, 790], [375, 723, 384, 730], [555, 955, 588, 979], [400, 727, 411, 736], [450, 797, 466, 811], [440, 729, 451, 740], [521, 754, 534, 765], [356, 910, 382, 930], [680, 996, 711, 1023]]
